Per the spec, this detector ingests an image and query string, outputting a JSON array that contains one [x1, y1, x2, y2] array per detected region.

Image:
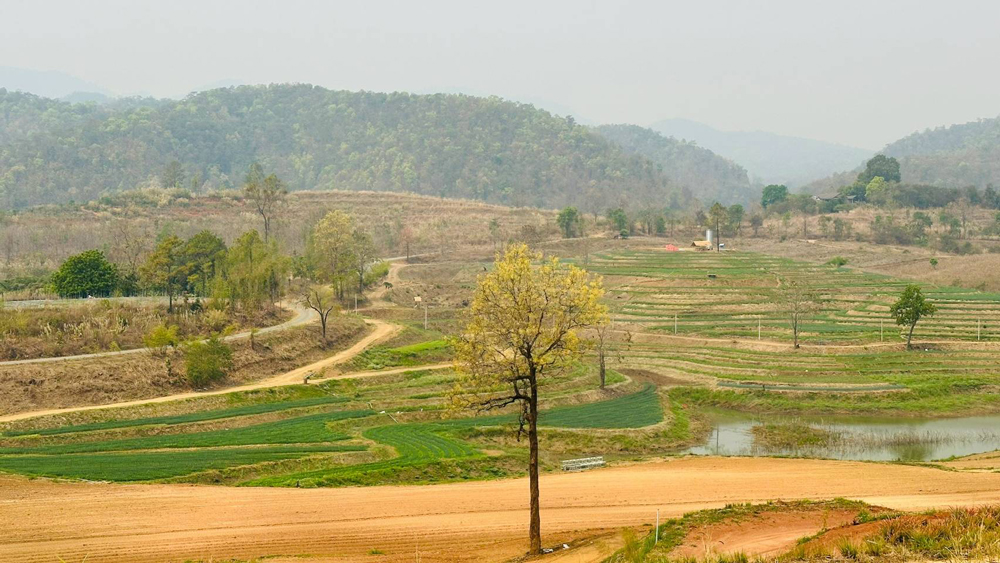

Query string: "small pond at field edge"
[[685, 411, 1000, 462]]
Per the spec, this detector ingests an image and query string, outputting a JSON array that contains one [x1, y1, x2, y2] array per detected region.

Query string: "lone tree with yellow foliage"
[[453, 243, 608, 554]]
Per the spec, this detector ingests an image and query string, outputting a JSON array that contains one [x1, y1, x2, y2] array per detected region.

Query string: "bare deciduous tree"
[[303, 285, 339, 343]]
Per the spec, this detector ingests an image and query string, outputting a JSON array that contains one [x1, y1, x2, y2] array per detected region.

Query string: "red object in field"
[[664, 244, 679, 251]]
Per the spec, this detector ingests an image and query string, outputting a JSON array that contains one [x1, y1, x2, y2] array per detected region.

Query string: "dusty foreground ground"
[[4, 457, 1000, 563]]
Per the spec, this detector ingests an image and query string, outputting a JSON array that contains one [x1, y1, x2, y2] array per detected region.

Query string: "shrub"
[[826, 256, 848, 267], [143, 324, 179, 353], [184, 336, 233, 387], [51, 250, 118, 298], [203, 309, 230, 332]]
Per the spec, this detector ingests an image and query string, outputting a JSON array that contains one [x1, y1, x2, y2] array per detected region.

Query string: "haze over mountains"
[[0, 84, 724, 211], [3, 68, 1000, 212], [804, 115, 1000, 195], [594, 124, 755, 206], [0, 66, 111, 103], [651, 118, 874, 188]]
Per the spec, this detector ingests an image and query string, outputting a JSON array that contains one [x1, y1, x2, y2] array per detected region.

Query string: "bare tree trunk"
[[907, 322, 916, 349], [598, 349, 606, 388], [528, 373, 541, 554]]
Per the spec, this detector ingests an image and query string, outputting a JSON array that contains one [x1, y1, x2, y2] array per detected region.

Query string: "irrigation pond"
[[687, 410, 1000, 462]]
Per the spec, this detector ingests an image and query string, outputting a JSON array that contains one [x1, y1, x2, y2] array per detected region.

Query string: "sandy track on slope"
[[4, 456, 1000, 563], [0, 318, 402, 424]]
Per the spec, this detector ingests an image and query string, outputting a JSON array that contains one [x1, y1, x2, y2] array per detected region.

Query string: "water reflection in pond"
[[685, 411, 1000, 462]]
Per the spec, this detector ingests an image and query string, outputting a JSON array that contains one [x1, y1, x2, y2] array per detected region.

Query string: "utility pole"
[[716, 215, 721, 252], [674, 314, 678, 335]]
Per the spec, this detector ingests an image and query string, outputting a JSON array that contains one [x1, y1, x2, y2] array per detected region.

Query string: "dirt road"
[[4, 456, 1000, 563], [0, 318, 402, 424], [0, 301, 317, 367]]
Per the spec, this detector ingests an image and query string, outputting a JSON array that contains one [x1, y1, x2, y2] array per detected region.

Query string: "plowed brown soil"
[[4, 456, 1000, 563]]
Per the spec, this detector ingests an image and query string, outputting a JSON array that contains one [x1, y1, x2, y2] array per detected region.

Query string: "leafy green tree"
[[51, 250, 118, 298], [727, 204, 745, 235], [243, 163, 287, 242], [865, 176, 891, 205], [215, 230, 289, 313], [351, 227, 378, 297], [184, 336, 233, 387], [140, 235, 186, 312], [761, 185, 789, 209], [858, 154, 901, 184], [606, 207, 628, 233], [308, 210, 357, 298], [984, 185, 1000, 210], [161, 160, 185, 188], [654, 215, 667, 236], [890, 284, 937, 349], [180, 231, 226, 295], [556, 207, 581, 238]]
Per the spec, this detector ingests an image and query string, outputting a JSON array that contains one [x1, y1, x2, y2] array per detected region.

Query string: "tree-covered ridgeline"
[[0, 85, 697, 211], [593, 124, 756, 207]]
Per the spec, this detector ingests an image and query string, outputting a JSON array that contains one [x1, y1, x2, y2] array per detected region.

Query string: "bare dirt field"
[[4, 456, 1000, 563]]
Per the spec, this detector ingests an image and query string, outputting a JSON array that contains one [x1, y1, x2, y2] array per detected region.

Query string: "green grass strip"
[[4, 394, 349, 437]]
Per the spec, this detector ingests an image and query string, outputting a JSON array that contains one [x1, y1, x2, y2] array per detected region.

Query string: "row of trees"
[[51, 228, 288, 315]]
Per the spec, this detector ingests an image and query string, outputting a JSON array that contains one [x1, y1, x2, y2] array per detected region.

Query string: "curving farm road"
[[0, 299, 318, 367], [0, 317, 407, 424]]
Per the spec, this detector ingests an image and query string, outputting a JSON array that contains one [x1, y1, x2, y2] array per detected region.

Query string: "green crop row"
[[3, 394, 349, 437]]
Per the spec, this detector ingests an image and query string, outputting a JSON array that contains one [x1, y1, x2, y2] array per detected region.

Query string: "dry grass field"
[[0, 189, 558, 292]]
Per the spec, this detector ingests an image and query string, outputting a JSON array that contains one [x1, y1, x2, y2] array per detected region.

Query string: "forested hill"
[[882, 116, 1000, 187], [594, 124, 756, 206], [0, 85, 693, 211], [802, 116, 1000, 195]]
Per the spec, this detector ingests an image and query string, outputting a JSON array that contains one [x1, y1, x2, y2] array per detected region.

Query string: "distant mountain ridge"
[[0, 66, 111, 100], [594, 124, 756, 206], [0, 84, 694, 211], [650, 118, 873, 188], [803, 115, 1000, 194], [882, 116, 1000, 187]]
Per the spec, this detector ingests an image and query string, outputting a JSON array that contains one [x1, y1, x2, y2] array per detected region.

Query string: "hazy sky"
[[3, 0, 999, 149]]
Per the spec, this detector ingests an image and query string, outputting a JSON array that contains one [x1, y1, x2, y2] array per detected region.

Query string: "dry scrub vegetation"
[[0, 189, 558, 291], [0, 317, 367, 414], [0, 300, 287, 360]]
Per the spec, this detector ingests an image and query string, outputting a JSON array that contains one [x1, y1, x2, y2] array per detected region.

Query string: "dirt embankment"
[[4, 456, 1000, 563], [0, 316, 367, 418]]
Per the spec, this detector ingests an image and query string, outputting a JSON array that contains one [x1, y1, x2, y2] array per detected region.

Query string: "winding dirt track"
[[0, 318, 402, 424], [3, 456, 1000, 563], [0, 300, 317, 367]]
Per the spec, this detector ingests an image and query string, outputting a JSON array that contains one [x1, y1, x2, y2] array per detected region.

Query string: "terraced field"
[[584, 249, 1000, 344], [0, 367, 667, 484]]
